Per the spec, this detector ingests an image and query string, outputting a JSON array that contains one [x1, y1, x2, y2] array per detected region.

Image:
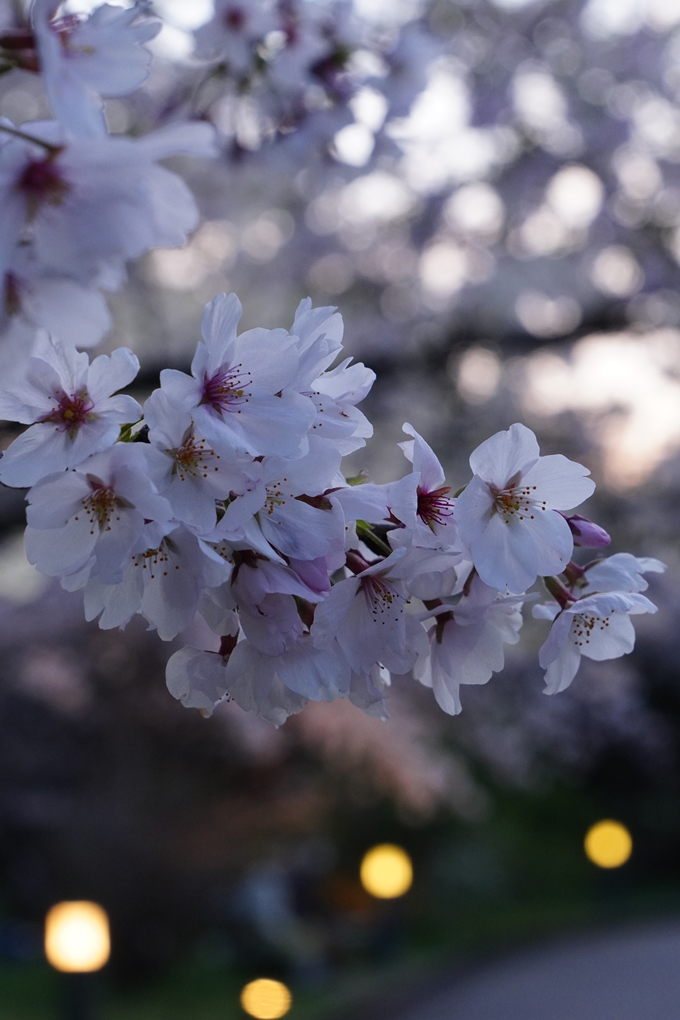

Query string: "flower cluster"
[[193, 0, 361, 139], [0, 293, 663, 726], [0, 0, 215, 353]]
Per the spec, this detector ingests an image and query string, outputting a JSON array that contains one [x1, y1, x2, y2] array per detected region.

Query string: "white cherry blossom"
[[194, 0, 279, 74], [83, 522, 234, 639], [216, 436, 345, 562], [24, 443, 172, 586], [578, 553, 666, 596], [0, 337, 141, 487], [2, 252, 111, 348], [456, 423, 595, 594], [415, 575, 525, 715], [32, 0, 160, 138], [312, 547, 428, 675], [535, 590, 658, 696], [158, 292, 315, 457], [0, 119, 216, 289], [143, 388, 251, 533]]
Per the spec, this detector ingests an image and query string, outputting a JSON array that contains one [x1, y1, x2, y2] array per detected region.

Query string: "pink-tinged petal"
[[134, 122, 217, 162], [276, 636, 350, 701], [91, 509, 144, 584], [431, 670, 463, 715], [67, 417, 123, 466], [221, 479, 266, 531], [543, 642, 582, 695], [0, 425, 90, 488], [581, 612, 636, 662], [31, 334, 89, 392], [166, 646, 229, 716], [572, 591, 657, 617], [539, 608, 573, 668], [401, 423, 445, 492], [26, 470, 91, 528], [311, 576, 361, 648], [84, 568, 142, 629], [25, 516, 97, 577], [455, 474, 495, 546], [260, 498, 343, 561], [533, 602, 561, 622], [583, 553, 666, 594], [198, 292, 241, 374], [158, 368, 202, 409], [235, 328, 299, 392], [469, 423, 540, 488], [87, 347, 140, 402], [21, 275, 112, 348], [469, 508, 569, 593], [197, 390, 315, 457], [142, 563, 201, 641], [522, 454, 595, 510]]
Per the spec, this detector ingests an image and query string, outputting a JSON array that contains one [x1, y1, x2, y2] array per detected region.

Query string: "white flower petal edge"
[[538, 591, 658, 696], [456, 423, 595, 593]]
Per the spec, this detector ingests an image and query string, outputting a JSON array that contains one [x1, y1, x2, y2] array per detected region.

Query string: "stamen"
[[417, 485, 453, 528], [40, 389, 97, 439], [200, 364, 252, 415]]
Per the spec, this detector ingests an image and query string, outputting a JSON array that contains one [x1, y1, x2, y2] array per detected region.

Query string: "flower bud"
[[563, 514, 611, 549]]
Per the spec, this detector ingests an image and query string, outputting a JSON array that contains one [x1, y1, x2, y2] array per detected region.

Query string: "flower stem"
[[543, 574, 577, 608], [0, 122, 62, 155]]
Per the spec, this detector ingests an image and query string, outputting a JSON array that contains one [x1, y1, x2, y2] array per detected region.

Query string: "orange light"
[[45, 901, 110, 973], [360, 844, 413, 899], [240, 978, 292, 1019], [584, 820, 633, 869]]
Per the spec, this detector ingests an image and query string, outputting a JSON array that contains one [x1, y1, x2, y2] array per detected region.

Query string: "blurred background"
[[1, 0, 680, 1015]]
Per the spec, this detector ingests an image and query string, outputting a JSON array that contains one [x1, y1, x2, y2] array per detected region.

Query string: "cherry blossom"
[[415, 574, 525, 715], [0, 119, 216, 290], [535, 590, 658, 696], [157, 292, 315, 457], [24, 444, 172, 586], [83, 522, 234, 639], [312, 547, 428, 676], [0, 337, 141, 487], [32, 0, 160, 139], [456, 423, 595, 594], [194, 0, 279, 74]]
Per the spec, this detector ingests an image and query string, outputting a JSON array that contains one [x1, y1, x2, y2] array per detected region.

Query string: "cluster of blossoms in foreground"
[[0, 293, 664, 725]]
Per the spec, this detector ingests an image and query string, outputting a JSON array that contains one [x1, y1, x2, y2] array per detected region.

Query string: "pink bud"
[[563, 514, 611, 549]]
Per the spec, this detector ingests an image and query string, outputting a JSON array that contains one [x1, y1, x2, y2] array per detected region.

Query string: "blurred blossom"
[[419, 241, 469, 301], [515, 292, 582, 338], [444, 183, 505, 243], [149, 221, 238, 290], [591, 246, 644, 298], [546, 166, 604, 230], [456, 348, 502, 404]]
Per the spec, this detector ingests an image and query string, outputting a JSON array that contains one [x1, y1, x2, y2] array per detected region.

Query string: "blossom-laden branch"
[[0, 291, 664, 726]]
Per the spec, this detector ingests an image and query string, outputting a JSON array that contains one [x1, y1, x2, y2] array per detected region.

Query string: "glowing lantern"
[[584, 820, 633, 869], [360, 843, 413, 899], [240, 978, 292, 1019], [45, 901, 110, 973]]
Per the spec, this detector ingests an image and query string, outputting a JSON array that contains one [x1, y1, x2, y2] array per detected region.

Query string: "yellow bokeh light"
[[584, 820, 633, 869], [44, 901, 110, 973], [240, 978, 292, 1019], [360, 844, 413, 899]]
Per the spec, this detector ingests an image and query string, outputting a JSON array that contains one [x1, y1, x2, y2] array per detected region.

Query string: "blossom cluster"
[[0, 0, 215, 354], [0, 292, 663, 726]]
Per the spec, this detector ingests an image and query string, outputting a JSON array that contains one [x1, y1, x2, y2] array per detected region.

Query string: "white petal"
[[469, 423, 540, 488], [522, 454, 595, 510]]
